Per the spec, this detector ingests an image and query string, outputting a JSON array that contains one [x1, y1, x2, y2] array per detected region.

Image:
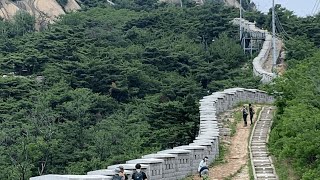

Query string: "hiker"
[[198, 156, 209, 177], [249, 104, 255, 125], [242, 105, 248, 127], [132, 163, 147, 180], [119, 166, 128, 180], [112, 167, 125, 180]]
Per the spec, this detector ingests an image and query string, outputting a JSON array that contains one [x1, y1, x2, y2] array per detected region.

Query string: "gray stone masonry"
[[30, 88, 274, 180], [250, 106, 278, 180]]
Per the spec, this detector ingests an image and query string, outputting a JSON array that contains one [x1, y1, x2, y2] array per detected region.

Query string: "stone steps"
[[250, 107, 278, 180]]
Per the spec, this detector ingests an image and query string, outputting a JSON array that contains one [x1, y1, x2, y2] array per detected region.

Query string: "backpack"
[[112, 175, 123, 180], [132, 171, 144, 180], [243, 108, 248, 116], [250, 107, 255, 114]]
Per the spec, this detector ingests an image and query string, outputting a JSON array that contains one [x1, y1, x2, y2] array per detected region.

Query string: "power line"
[[272, 0, 277, 73], [275, 13, 288, 35], [274, 12, 298, 42], [275, 14, 289, 39], [312, 0, 320, 15], [316, 2, 320, 15], [311, 0, 317, 14]]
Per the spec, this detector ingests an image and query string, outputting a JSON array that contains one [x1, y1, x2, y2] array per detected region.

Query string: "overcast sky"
[[251, 0, 318, 17]]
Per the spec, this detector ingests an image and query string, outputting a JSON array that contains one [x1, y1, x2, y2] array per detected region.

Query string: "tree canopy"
[[261, 6, 320, 179], [268, 52, 320, 179], [0, 2, 262, 179]]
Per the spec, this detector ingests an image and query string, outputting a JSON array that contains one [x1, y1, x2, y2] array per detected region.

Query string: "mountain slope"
[[0, 0, 80, 28], [0, 4, 263, 179]]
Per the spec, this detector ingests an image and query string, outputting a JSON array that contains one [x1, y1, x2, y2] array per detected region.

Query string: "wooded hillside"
[[0, 2, 260, 179], [262, 6, 320, 179]]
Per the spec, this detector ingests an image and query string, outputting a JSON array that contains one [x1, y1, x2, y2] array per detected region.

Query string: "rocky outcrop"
[[224, 0, 240, 8], [64, 0, 81, 12], [159, 0, 225, 6], [0, 0, 80, 28], [0, 0, 20, 19]]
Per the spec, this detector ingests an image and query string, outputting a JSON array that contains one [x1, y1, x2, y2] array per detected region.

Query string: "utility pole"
[[272, 0, 277, 74], [240, 0, 242, 42]]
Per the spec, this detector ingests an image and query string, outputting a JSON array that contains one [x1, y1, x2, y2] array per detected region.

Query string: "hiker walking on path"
[[242, 105, 248, 127], [198, 156, 209, 177], [249, 104, 255, 125], [132, 164, 147, 180]]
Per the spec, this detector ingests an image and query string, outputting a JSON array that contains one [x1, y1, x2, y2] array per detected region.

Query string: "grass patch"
[[236, 101, 251, 107], [230, 121, 237, 136], [223, 164, 246, 180], [180, 174, 209, 180], [230, 108, 242, 136], [272, 158, 299, 180], [179, 176, 193, 180], [210, 144, 228, 167], [248, 158, 254, 180]]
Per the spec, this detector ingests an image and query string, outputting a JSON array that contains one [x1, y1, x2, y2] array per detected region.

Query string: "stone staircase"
[[250, 106, 278, 180]]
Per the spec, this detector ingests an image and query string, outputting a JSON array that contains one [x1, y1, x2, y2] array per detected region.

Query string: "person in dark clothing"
[[119, 166, 128, 180], [132, 164, 147, 180], [112, 168, 124, 180], [242, 105, 248, 127], [249, 104, 255, 125]]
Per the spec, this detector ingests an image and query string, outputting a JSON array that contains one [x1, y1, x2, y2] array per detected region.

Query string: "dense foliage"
[[268, 52, 320, 180], [0, 2, 261, 180], [0, 11, 35, 39], [261, 6, 320, 179]]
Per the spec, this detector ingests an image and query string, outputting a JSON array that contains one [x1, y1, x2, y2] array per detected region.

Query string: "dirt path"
[[208, 123, 250, 180], [233, 165, 249, 180], [263, 40, 283, 73], [192, 106, 260, 180]]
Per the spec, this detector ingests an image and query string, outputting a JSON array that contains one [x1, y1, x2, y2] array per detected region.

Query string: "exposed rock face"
[[0, 0, 20, 19], [0, 0, 80, 28], [224, 0, 240, 8], [64, 0, 81, 12], [159, 0, 231, 6]]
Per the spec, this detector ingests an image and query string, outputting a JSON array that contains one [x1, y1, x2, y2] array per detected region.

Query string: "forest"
[[269, 51, 320, 180], [267, 36, 320, 178], [1, 0, 320, 179], [257, 6, 320, 180], [0, 1, 260, 179]]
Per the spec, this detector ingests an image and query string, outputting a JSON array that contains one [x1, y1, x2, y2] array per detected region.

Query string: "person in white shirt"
[[198, 156, 209, 177]]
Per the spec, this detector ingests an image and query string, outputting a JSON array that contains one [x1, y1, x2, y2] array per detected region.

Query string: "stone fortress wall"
[[30, 12, 279, 180], [31, 88, 274, 180], [233, 18, 281, 83]]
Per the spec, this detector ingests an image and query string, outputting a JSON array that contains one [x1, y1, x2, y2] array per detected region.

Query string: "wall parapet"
[[233, 18, 281, 83], [30, 88, 274, 180]]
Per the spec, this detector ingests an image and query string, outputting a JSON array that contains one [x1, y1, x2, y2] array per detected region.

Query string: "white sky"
[[251, 0, 318, 17]]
